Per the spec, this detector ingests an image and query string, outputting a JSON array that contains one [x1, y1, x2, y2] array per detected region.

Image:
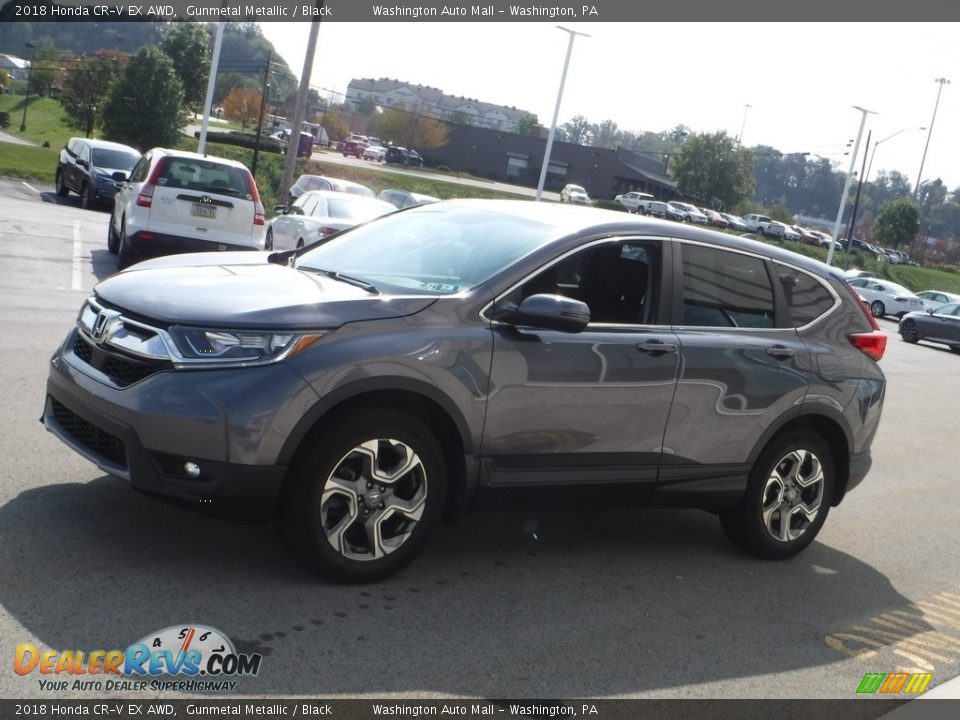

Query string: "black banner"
[[2, 0, 960, 22]]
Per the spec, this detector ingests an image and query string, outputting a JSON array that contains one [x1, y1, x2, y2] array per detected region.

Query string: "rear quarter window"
[[774, 263, 837, 327], [680, 244, 775, 328]]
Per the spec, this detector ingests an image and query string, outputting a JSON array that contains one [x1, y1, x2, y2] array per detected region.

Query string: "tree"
[[161, 23, 211, 112], [28, 44, 62, 96], [672, 131, 753, 209], [515, 112, 537, 136], [374, 107, 448, 151], [0, 67, 10, 92], [562, 115, 590, 145], [872, 199, 920, 249], [321, 110, 350, 142], [101, 46, 185, 151], [590, 119, 620, 148], [222, 87, 261, 131], [60, 52, 126, 137]]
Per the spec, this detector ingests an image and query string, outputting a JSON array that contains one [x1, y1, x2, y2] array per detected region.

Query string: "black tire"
[[870, 300, 885, 318], [80, 182, 93, 210], [720, 430, 834, 560], [116, 221, 135, 270], [275, 408, 448, 583], [899, 319, 918, 343], [107, 216, 120, 254], [55, 169, 69, 197], [950, 346, 960, 355], [296, 238, 304, 249], [265, 228, 274, 251]]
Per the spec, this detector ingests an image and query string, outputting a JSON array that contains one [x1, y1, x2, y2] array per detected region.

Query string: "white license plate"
[[191, 203, 217, 219]]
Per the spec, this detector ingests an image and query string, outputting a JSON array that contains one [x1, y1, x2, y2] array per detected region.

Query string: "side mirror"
[[76, 158, 88, 169], [501, 294, 590, 333], [111, 171, 127, 182], [273, 204, 287, 215]]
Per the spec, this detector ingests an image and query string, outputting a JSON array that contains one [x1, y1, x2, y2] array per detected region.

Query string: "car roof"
[[73, 138, 139, 152], [150, 147, 248, 170]]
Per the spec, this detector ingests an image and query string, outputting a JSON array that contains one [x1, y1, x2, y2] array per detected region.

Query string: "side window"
[[508, 240, 661, 326], [299, 194, 320, 216], [129, 155, 150, 183], [936, 303, 959, 316], [78, 143, 90, 164], [774, 263, 837, 327], [680, 244, 774, 328]]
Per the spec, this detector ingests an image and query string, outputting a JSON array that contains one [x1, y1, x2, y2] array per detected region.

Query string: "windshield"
[[297, 205, 556, 295], [92, 148, 139, 170]]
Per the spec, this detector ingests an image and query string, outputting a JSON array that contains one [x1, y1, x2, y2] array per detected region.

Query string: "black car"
[[899, 302, 960, 352], [42, 201, 886, 583], [384, 146, 423, 167], [55, 138, 141, 209]]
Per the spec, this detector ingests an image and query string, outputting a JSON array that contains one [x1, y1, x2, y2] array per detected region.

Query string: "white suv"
[[109, 148, 267, 269]]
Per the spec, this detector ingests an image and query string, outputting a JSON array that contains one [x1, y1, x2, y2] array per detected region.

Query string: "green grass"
[[0, 143, 59, 183], [0, 95, 72, 150]]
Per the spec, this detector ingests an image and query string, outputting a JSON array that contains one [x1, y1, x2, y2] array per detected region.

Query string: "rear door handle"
[[637, 340, 678, 356], [766, 345, 797, 360]]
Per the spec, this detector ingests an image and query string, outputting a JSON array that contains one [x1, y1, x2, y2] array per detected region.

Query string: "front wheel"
[[55, 170, 69, 197], [870, 300, 885, 318], [720, 430, 834, 560], [80, 182, 94, 210], [275, 408, 448, 583], [899, 319, 918, 343], [265, 228, 274, 251]]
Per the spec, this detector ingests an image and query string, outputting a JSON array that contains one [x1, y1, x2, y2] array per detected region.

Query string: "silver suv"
[[44, 201, 887, 583], [109, 148, 267, 269]]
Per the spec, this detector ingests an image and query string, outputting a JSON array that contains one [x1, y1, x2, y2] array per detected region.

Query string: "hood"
[[95, 253, 436, 329]]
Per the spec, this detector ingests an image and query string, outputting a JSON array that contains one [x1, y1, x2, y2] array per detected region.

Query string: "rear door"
[[658, 241, 811, 496], [150, 157, 257, 247]]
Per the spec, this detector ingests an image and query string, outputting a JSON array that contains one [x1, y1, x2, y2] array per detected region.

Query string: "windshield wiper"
[[303, 267, 379, 294]]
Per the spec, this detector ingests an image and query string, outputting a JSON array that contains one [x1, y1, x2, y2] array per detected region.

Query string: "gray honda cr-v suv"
[[43, 201, 886, 583]]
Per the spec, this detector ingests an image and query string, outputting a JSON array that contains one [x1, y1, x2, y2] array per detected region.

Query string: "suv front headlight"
[[167, 327, 328, 367]]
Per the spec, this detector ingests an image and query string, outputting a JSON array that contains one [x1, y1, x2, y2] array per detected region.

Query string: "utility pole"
[[251, 51, 271, 178], [914, 77, 950, 199], [281, 1, 324, 205], [19, 43, 35, 132], [197, 22, 225, 155], [845, 129, 871, 243], [827, 106, 876, 266]]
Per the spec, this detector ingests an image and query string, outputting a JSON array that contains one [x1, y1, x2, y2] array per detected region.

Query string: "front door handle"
[[637, 340, 678, 356], [766, 345, 798, 360]]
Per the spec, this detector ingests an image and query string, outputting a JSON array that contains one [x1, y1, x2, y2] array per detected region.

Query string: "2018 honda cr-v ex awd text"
[[43, 201, 886, 583]]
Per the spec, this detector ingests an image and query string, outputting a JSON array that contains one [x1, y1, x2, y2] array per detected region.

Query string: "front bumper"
[[42, 329, 319, 520]]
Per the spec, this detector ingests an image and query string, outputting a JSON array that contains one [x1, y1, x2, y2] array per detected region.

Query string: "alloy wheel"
[[319, 439, 428, 562], [760, 449, 824, 542]]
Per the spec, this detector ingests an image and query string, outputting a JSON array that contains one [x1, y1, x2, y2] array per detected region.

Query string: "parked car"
[[899, 302, 960, 352], [843, 238, 884, 260], [767, 221, 800, 241], [846, 277, 924, 318], [341, 139, 367, 158], [720, 213, 748, 232], [916, 290, 960, 313], [667, 201, 708, 224], [806, 230, 836, 248], [793, 227, 821, 245], [378, 189, 441, 209], [560, 184, 591, 205], [614, 191, 654, 213], [267, 191, 396, 251], [702, 209, 729, 228], [384, 146, 424, 167], [743, 214, 775, 234], [362, 145, 387, 162], [289, 175, 375, 200], [56, 138, 141, 209], [109, 148, 266, 269], [645, 201, 668, 219], [43, 200, 886, 582]]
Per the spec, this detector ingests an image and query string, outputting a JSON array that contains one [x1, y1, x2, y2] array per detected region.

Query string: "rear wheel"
[[116, 221, 135, 270], [870, 300, 885, 318], [265, 228, 274, 251], [275, 408, 447, 583], [720, 430, 834, 559]]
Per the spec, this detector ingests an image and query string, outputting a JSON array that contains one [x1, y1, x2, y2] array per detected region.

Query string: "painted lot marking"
[[826, 592, 960, 672], [21, 181, 40, 194]]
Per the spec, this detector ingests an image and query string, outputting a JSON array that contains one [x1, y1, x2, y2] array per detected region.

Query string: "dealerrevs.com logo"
[[14, 625, 262, 692]]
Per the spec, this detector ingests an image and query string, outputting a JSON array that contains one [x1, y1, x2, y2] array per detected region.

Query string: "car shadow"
[[0, 476, 930, 697], [89, 248, 119, 282], [38, 190, 111, 213]]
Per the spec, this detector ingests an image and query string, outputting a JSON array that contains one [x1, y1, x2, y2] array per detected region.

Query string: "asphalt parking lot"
[[1, 176, 959, 702]]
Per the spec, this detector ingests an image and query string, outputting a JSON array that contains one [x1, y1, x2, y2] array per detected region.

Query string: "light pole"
[[737, 103, 751, 146], [914, 77, 950, 199], [19, 43, 35, 133], [535, 26, 590, 201], [864, 126, 925, 184], [827, 106, 876, 267]]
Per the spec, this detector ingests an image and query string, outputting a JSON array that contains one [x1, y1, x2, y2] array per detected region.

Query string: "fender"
[[746, 402, 853, 465]]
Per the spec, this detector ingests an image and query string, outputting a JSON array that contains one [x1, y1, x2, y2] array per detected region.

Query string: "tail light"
[[136, 158, 167, 208], [840, 281, 887, 361], [245, 170, 265, 226], [319, 226, 338, 236]]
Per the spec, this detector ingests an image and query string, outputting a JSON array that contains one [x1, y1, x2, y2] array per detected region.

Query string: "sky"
[[258, 21, 960, 192]]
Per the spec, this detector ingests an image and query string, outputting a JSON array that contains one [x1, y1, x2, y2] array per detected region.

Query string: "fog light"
[[184, 462, 201, 479]]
